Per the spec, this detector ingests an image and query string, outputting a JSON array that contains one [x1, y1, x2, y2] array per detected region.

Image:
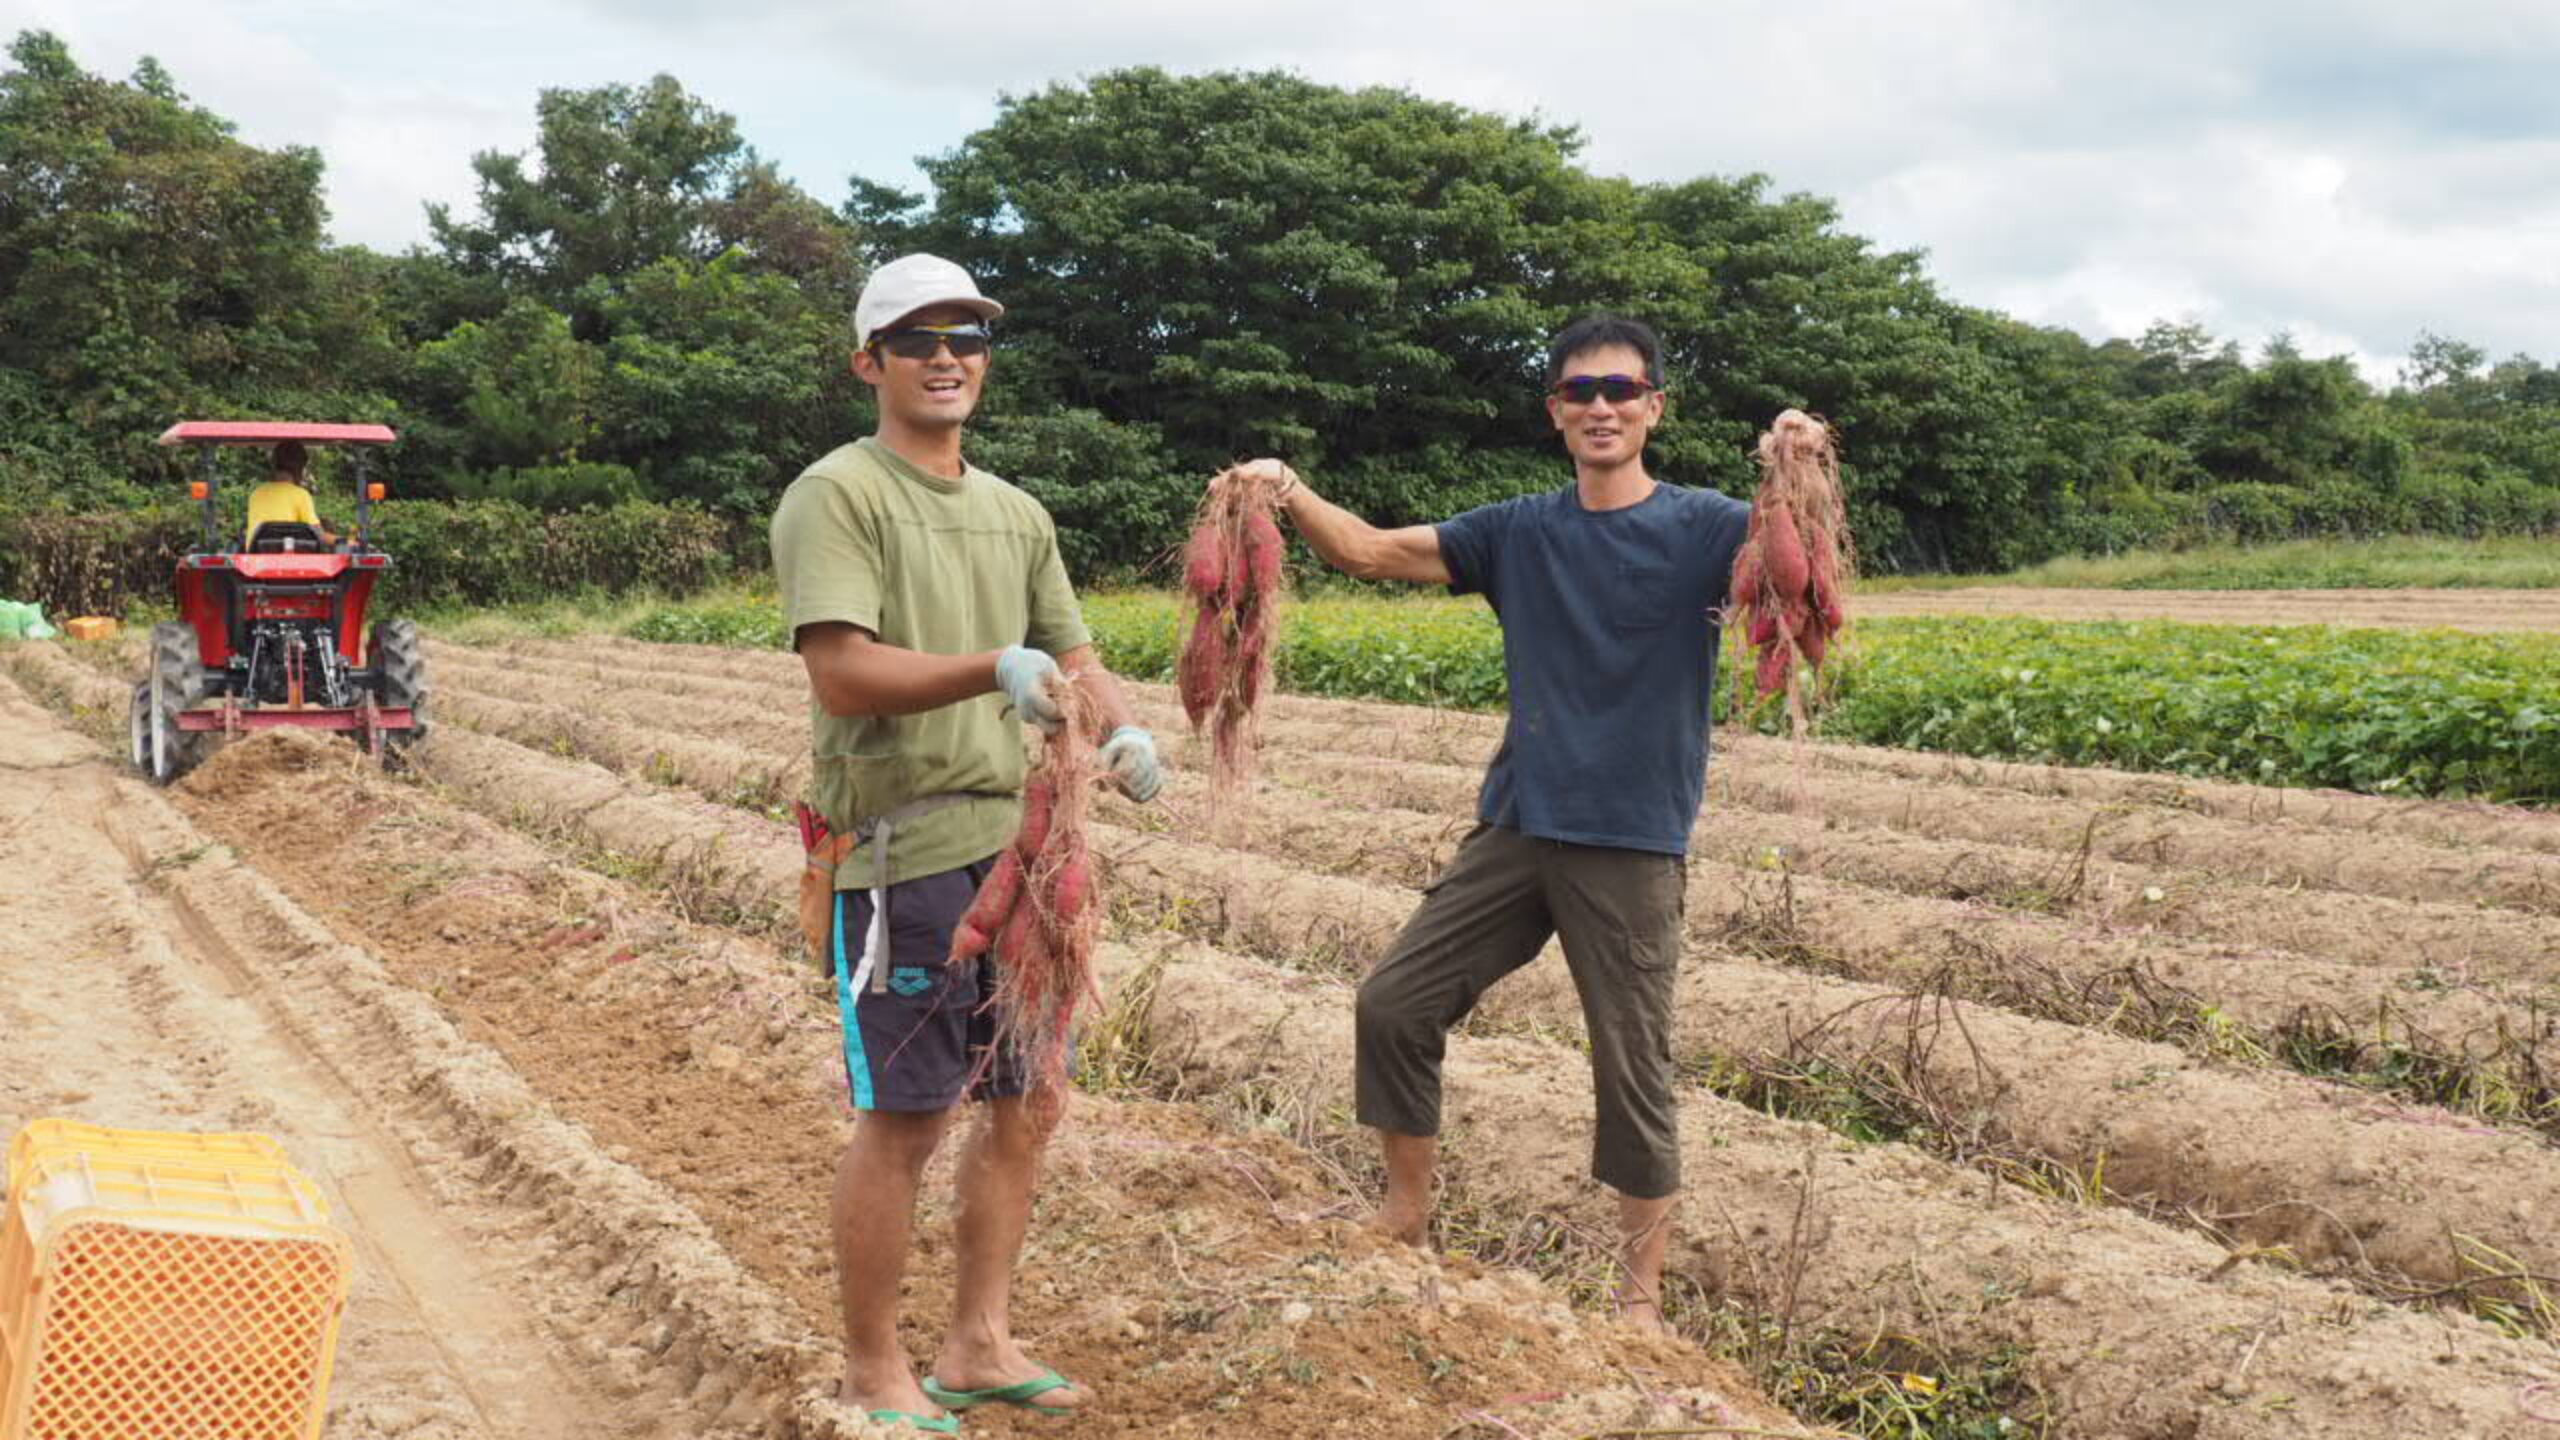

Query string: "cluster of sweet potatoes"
[[1730, 409, 1854, 716]]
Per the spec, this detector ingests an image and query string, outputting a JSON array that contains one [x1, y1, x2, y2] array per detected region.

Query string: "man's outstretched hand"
[[1099, 725, 1163, 803]]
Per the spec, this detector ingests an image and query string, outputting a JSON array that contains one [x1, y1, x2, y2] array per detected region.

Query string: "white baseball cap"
[[854, 253, 1004, 344]]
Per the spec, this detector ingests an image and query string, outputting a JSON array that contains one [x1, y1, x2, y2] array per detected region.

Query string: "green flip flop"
[[921, 1368, 1080, 1417], [865, 1409, 960, 1434]]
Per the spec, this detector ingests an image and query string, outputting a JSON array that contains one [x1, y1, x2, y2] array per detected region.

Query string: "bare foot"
[[1368, 1203, 1429, 1248], [1613, 1289, 1671, 1336], [837, 1368, 947, 1423]]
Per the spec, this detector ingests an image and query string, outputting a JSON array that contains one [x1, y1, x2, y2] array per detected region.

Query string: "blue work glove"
[[1099, 725, 1163, 803], [994, 645, 1065, 732]]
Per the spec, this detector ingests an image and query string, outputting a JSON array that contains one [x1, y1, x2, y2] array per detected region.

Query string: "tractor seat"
[[246, 521, 326, 554]]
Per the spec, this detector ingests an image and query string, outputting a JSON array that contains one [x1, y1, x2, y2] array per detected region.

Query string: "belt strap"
[[850, 791, 979, 996]]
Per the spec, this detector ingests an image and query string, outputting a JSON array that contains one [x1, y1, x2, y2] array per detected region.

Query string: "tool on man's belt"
[[795, 800, 863, 984], [796, 795, 975, 994]]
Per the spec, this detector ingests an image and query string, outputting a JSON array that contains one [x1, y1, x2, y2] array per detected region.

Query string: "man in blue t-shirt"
[[1244, 314, 1750, 1332]]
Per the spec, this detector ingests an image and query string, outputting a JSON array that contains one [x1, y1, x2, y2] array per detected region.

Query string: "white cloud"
[[14, 0, 2559, 373]]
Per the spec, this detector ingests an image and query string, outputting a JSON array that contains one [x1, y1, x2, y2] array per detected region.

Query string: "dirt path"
[[0, 679, 625, 1440], [1851, 585, 2560, 633]]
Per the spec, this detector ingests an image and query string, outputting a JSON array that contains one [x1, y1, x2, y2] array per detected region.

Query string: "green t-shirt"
[[769, 437, 1092, 889]]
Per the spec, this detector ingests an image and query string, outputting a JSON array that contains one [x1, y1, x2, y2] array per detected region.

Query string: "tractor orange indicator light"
[[189, 481, 208, 500], [366, 483, 385, 501]]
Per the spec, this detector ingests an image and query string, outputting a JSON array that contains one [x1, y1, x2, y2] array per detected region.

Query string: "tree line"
[[4, 30, 2554, 582]]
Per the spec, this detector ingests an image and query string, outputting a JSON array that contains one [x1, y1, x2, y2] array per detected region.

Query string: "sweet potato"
[[1183, 532, 1228, 604], [950, 848, 1023, 963], [1178, 618, 1224, 727], [1014, 777, 1055, 860], [1244, 509, 1286, 595], [1234, 618, 1269, 708], [1048, 842, 1090, 929], [996, 901, 1048, 974], [1812, 573, 1846, 634], [1756, 642, 1790, 697], [1762, 502, 1809, 599], [1730, 542, 1763, 609]]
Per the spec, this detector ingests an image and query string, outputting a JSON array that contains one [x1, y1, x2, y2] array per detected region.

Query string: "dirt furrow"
[[0, 679, 865, 1439], [1114, 694, 2560, 918], [1165, 744, 2560, 987], [454, 632, 2560, 860], [1091, 828, 2560, 1302], [433, 683, 808, 806], [162, 734, 1804, 1437], [431, 684, 2560, 1134], [349, 675, 2560, 1435], [1120, 938, 2560, 1438], [2, 636, 129, 742], [424, 646, 2560, 974], [430, 638, 2560, 920], [402, 704, 2560, 1321], [1849, 584, 2560, 634], [425, 640, 803, 735]]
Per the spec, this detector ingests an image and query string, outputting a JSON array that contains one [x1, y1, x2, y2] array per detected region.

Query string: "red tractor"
[[129, 421, 429, 783]]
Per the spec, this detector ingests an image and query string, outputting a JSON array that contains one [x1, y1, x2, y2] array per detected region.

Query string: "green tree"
[[856, 67, 1700, 520], [586, 251, 860, 512], [430, 76, 857, 316], [1639, 175, 2048, 570], [0, 30, 370, 491], [413, 297, 602, 471]]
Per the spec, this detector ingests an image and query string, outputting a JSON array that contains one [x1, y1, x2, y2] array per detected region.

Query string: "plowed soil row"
[[1115, 694, 2560, 918], [251, 693, 2560, 1439], [164, 728, 1803, 1439], [1851, 584, 2560, 633], [1213, 748, 2560, 986], [0, 676, 835, 1440], [424, 653, 2559, 992], [411, 666, 2560, 1136], [397, 694, 2560, 1327], [1127, 939, 2560, 1438], [465, 634, 2560, 856], [436, 637, 2560, 919]]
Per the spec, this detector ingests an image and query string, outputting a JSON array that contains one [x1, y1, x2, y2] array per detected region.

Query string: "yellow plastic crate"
[[0, 1121, 352, 1440], [8, 1122, 292, 1192]]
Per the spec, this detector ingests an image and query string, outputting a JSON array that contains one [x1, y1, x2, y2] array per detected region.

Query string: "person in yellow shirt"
[[243, 440, 337, 549]]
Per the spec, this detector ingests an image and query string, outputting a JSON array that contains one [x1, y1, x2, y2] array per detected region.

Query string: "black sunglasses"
[[1550, 374, 1658, 405], [871, 322, 994, 361]]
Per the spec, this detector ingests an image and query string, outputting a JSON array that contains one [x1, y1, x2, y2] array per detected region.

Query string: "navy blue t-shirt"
[[1436, 482, 1753, 856]]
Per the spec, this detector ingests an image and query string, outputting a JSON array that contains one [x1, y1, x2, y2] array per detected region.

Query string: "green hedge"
[[0, 498, 740, 615], [628, 592, 2559, 802]]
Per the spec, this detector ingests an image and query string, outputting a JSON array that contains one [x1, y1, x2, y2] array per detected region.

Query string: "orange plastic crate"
[[0, 1122, 351, 1440]]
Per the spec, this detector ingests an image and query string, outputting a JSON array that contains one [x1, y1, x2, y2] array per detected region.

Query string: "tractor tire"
[[133, 621, 210, 785], [370, 618, 430, 769]]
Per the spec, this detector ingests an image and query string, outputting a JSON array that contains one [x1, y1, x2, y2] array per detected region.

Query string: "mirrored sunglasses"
[[1550, 374, 1657, 405], [872, 323, 994, 360]]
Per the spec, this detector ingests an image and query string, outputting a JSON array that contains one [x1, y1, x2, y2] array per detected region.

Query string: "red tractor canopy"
[[132, 420, 427, 783], [158, 421, 398, 446]]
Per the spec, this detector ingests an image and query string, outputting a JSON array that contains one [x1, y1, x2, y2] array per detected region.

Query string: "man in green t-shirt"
[[770, 253, 1163, 1433]]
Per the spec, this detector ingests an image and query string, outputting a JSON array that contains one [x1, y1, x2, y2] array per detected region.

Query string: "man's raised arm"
[[1234, 459, 1450, 586]]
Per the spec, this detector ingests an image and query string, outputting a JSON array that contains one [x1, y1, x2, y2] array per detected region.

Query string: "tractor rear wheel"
[[370, 618, 429, 768], [132, 621, 210, 784]]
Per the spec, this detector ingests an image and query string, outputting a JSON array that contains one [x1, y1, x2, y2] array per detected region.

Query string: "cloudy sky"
[[19, 0, 2560, 382]]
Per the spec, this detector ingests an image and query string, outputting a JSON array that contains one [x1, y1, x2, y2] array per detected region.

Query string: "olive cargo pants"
[[1354, 822, 1687, 1199]]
